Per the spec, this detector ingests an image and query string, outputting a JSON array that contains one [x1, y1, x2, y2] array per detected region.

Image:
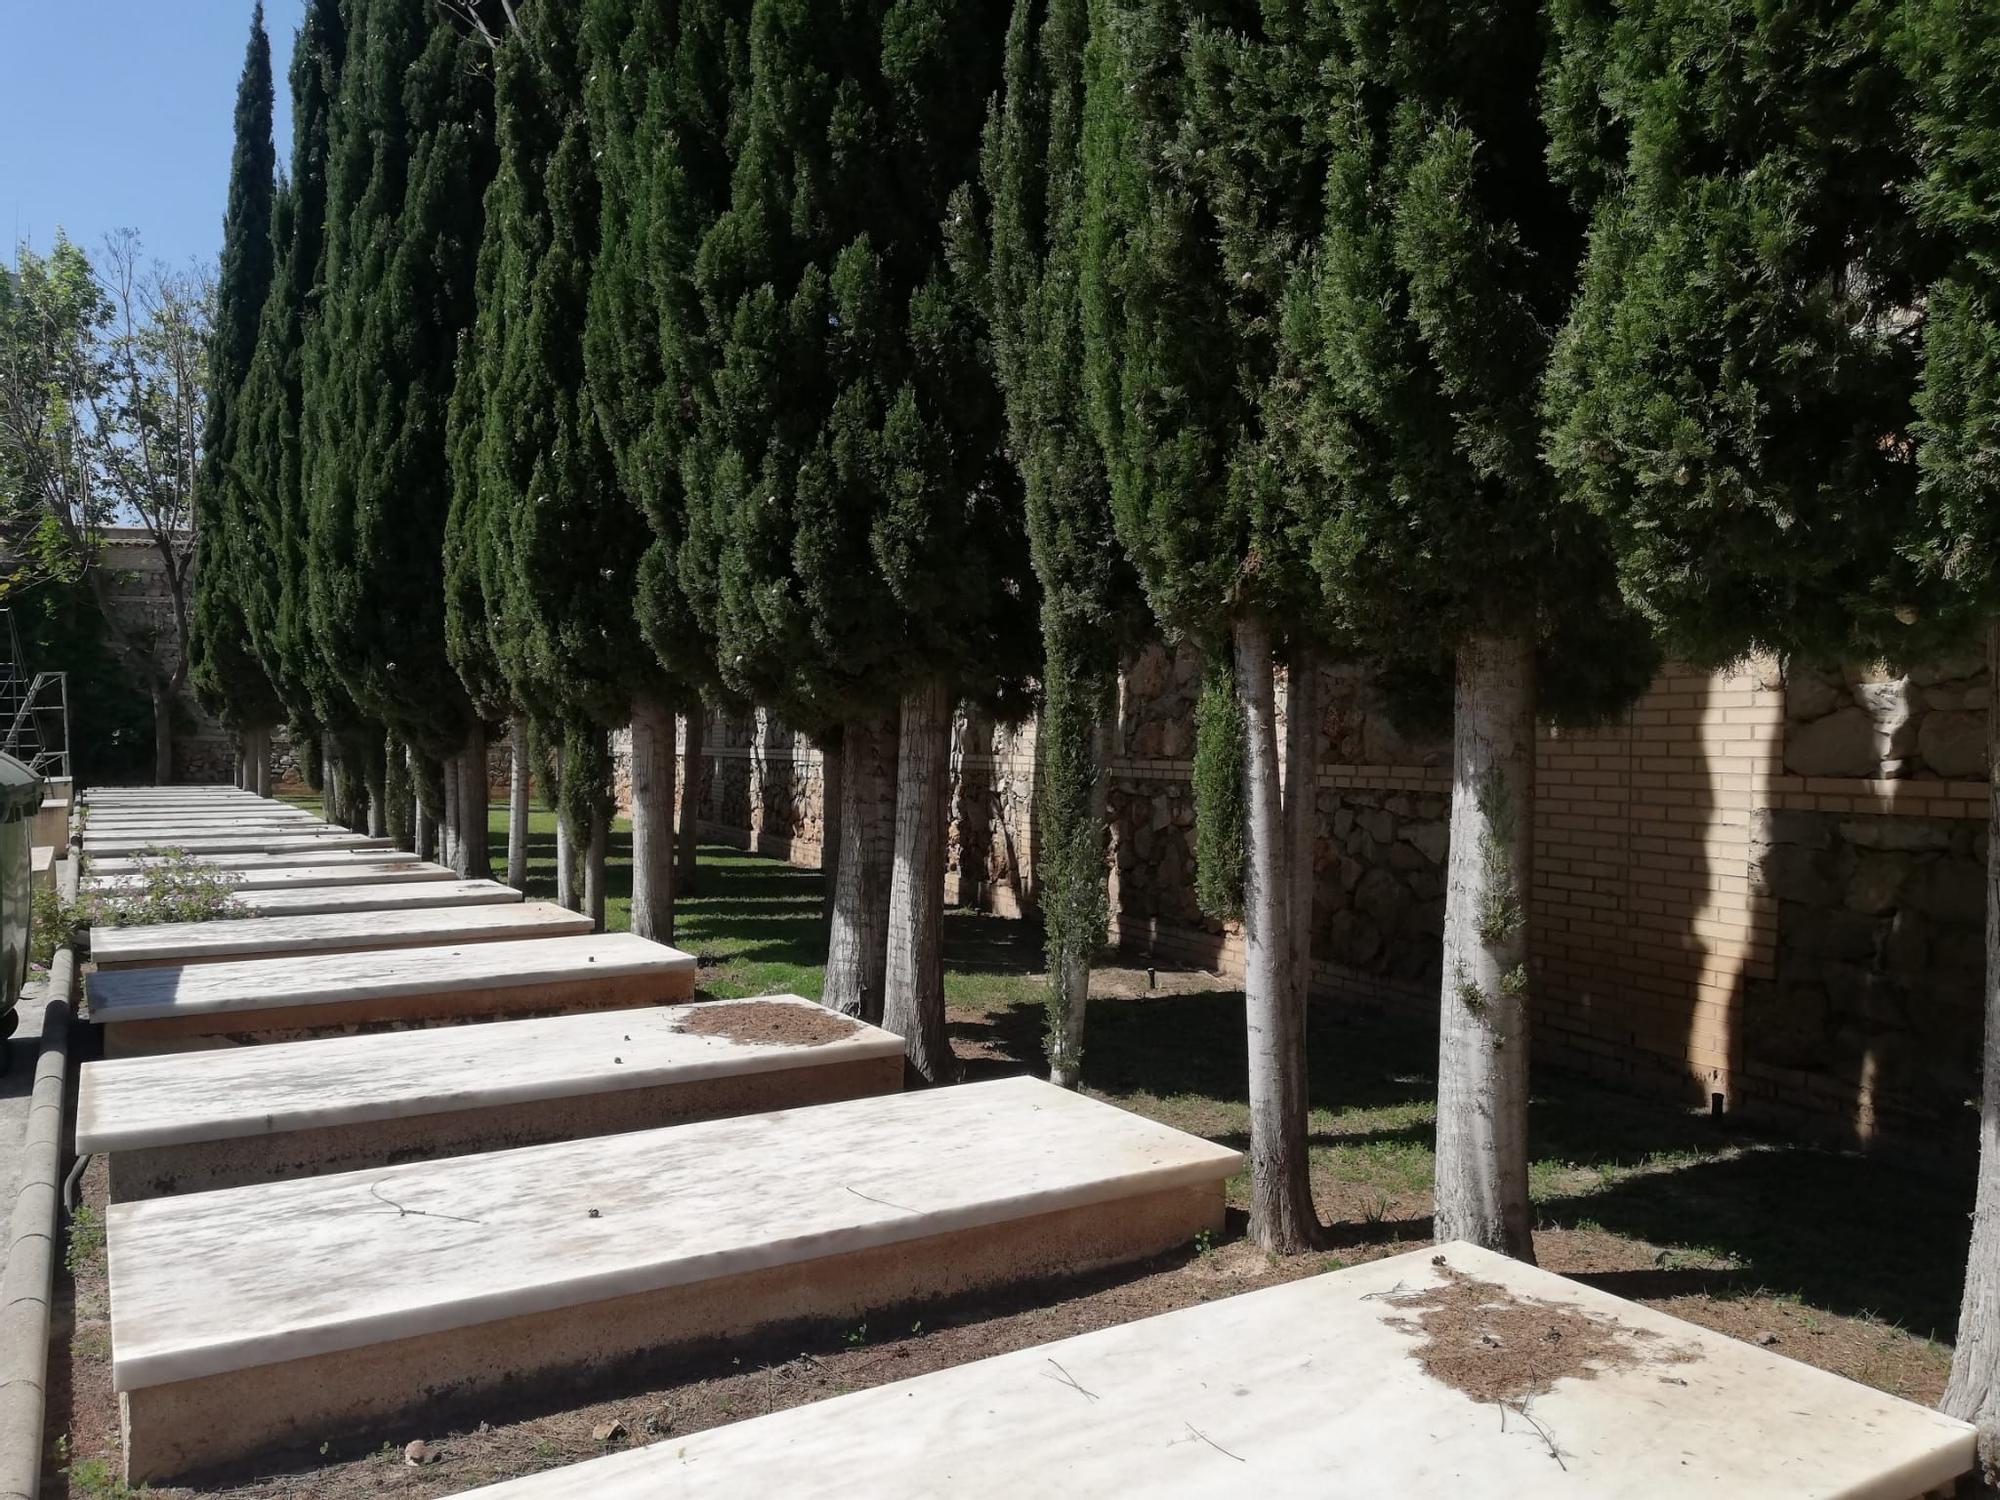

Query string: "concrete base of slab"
[[120, 1179, 1219, 1483], [105, 1052, 902, 1201], [101, 970, 684, 1055]]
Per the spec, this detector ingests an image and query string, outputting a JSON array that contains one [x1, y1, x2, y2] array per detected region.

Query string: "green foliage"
[[46, 851, 248, 939], [305, 0, 496, 761], [1543, 0, 1953, 666], [1904, 0, 2000, 620], [985, 0, 1146, 1065], [457, 0, 666, 738], [581, 0, 745, 699], [236, 0, 356, 745], [688, 0, 1035, 732], [1296, 0, 1652, 716], [1191, 653, 1245, 921], [190, 3, 284, 734], [10, 577, 154, 782], [65, 1204, 104, 1275], [1078, 0, 1328, 647]]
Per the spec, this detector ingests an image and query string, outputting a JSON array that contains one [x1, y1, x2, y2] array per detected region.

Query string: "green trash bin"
[[0, 751, 46, 1068]]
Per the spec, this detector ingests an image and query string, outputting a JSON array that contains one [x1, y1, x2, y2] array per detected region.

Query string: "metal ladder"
[[0, 609, 69, 777]]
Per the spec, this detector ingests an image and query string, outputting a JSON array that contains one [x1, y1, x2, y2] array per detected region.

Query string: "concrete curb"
[[0, 856, 79, 1500]]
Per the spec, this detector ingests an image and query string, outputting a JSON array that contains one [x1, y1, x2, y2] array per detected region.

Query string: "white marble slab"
[[81, 832, 392, 857], [107, 1077, 1241, 1391], [87, 859, 443, 894], [85, 847, 408, 875], [85, 816, 324, 834], [86, 931, 689, 1026], [78, 997, 901, 1153], [448, 1242, 1975, 1500], [227, 878, 523, 917], [90, 900, 589, 967]]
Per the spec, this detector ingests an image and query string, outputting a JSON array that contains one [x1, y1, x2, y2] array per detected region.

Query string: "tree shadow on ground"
[[1536, 1144, 1971, 1338]]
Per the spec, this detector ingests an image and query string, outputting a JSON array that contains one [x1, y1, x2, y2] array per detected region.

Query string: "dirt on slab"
[[1378, 1258, 1697, 1407], [677, 1001, 861, 1048]]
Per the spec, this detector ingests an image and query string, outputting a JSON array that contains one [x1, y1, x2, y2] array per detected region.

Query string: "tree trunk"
[[441, 750, 460, 870], [585, 800, 609, 933], [1285, 646, 1321, 1012], [820, 735, 844, 935], [508, 716, 530, 889], [883, 677, 957, 1086], [1945, 619, 2000, 1477], [554, 743, 579, 912], [151, 679, 174, 784], [384, 737, 414, 851], [455, 729, 492, 879], [677, 710, 704, 897], [823, 716, 896, 1023], [254, 725, 273, 798], [323, 738, 342, 826], [234, 741, 246, 790], [1038, 628, 1113, 1091], [1236, 618, 1318, 1255], [630, 696, 677, 943], [1432, 631, 1537, 1262], [364, 744, 388, 840], [414, 795, 437, 864]]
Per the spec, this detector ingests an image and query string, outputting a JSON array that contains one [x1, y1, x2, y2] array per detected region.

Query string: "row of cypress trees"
[[189, 0, 2000, 1461]]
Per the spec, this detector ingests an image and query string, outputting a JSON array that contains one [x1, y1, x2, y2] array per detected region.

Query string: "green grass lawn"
[[279, 791, 1965, 1399]]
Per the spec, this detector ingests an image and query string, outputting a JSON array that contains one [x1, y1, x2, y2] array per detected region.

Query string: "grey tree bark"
[[414, 794, 437, 863], [883, 677, 957, 1085], [823, 716, 896, 1023], [819, 735, 844, 934], [1285, 651, 1320, 1012], [451, 729, 492, 879], [553, 743, 579, 912], [253, 725, 272, 798], [585, 800, 609, 933], [677, 710, 704, 897], [151, 680, 174, 784], [1945, 620, 2000, 1479], [233, 741, 246, 790], [440, 752, 460, 871], [364, 753, 388, 839], [507, 716, 530, 890], [1432, 631, 1537, 1261], [1236, 618, 1318, 1254], [323, 738, 343, 826], [630, 696, 677, 943]]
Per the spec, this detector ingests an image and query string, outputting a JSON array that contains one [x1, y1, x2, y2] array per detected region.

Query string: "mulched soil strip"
[[1378, 1260, 1699, 1407], [676, 1002, 861, 1048]]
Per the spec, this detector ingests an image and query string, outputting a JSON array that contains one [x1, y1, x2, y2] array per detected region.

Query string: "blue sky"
[[2, 0, 308, 274]]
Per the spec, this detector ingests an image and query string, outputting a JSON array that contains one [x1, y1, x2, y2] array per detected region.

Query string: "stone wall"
[[679, 639, 1991, 1156], [93, 527, 233, 782]]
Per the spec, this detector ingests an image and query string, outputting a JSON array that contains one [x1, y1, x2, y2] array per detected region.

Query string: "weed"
[[845, 1322, 868, 1347], [1193, 1227, 1216, 1256], [63, 1457, 134, 1499], [66, 1206, 104, 1274], [531, 1437, 559, 1460]]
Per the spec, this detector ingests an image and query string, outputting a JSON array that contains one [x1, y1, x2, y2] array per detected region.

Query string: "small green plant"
[[1361, 1191, 1393, 1226], [531, 1437, 559, 1460], [62, 1455, 135, 1499], [82, 849, 246, 929], [66, 1205, 105, 1274], [30, 885, 85, 966], [1192, 1227, 1216, 1257], [845, 1322, 869, 1347], [910, 1320, 923, 1336]]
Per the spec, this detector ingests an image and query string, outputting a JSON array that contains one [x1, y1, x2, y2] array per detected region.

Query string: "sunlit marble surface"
[[88, 859, 443, 893], [82, 832, 392, 857], [449, 1242, 1976, 1500], [79, 996, 899, 1153], [108, 1076, 1241, 1390], [229, 878, 523, 917], [89, 852, 438, 888], [86, 931, 691, 1024], [90, 899, 588, 966]]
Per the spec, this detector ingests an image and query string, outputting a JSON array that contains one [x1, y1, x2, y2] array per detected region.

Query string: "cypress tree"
[[688, 0, 1033, 1076], [1902, 0, 2000, 1465], [461, 0, 674, 923], [304, 0, 498, 863], [983, 0, 1147, 1087], [191, 4, 284, 790], [580, 0, 748, 940], [234, 0, 371, 808], [1302, 0, 1657, 1258], [1080, 0, 1338, 1251]]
